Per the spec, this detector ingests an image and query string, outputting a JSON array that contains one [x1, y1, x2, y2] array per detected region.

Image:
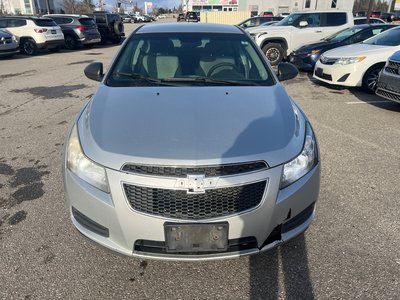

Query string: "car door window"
[[7, 19, 26, 27], [0, 19, 7, 28], [297, 13, 321, 27], [323, 13, 347, 26]]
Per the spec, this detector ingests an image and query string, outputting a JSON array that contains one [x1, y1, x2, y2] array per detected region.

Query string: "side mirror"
[[84, 62, 104, 82], [299, 20, 308, 27], [277, 62, 298, 81]]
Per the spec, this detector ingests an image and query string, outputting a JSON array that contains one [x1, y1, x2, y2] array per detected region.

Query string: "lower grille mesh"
[[124, 181, 267, 220]]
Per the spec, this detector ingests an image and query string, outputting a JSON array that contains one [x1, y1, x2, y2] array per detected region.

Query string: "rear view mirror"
[[277, 62, 298, 81], [299, 21, 308, 27], [84, 62, 104, 82]]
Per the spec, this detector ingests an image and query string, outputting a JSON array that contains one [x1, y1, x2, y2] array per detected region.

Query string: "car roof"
[[0, 16, 51, 20], [44, 14, 89, 18], [136, 23, 243, 34]]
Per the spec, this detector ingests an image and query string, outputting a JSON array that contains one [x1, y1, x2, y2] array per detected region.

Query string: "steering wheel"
[[207, 62, 241, 77]]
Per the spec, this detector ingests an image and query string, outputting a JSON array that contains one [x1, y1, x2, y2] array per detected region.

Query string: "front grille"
[[122, 161, 268, 177], [385, 60, 400, 75], [1, 37, 12, 44], [376, 88, 400, 103], [124, 181, 267, 220]]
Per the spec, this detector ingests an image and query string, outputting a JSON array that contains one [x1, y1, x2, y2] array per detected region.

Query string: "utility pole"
[[366, 0, 373, 23]]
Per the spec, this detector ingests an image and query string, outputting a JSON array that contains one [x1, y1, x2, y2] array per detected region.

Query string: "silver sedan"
[[63, 23, 320, 260]]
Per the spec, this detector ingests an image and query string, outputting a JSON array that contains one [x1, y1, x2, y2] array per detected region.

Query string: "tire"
[[113, 21, 123, 35], [262, 43, 285, 66], [64, 35, 77, 50], [21, 39, 37, 55], [362, 65, 383, 93]]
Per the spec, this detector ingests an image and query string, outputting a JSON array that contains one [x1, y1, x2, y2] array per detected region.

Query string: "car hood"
[[78, 85, 305, 170], [296, 40, 340, 53], [323, 43, 399, 57]]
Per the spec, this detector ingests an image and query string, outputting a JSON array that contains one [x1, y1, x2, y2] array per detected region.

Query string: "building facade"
[[184, 0, 354, 14], [1, 0, 61, 15]]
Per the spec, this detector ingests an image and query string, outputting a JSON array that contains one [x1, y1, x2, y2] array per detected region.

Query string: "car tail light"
[[34, 28, 47, 33], [77, 26, 85, 31]]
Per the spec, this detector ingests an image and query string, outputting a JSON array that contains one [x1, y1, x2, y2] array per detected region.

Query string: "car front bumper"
[[64, 161, 320, 261], [376, 69, 400, 104], [289, 52, 319, 71], [313, 61, 364, 87], [0, 44, 19, 56]]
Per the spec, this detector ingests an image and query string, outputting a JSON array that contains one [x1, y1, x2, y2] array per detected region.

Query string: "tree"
[[63, 0, 79, 13]]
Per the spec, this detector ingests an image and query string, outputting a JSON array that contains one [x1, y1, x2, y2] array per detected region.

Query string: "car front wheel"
[[362, 66, 383, 93], [262, 43, 285, 66]]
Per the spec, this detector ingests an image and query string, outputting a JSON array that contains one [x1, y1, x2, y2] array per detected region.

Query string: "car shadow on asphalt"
[[304, 72, 400, 112], [249, 234, 314, 300]]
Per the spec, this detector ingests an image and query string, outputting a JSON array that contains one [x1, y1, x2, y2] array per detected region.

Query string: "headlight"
[[67, 124, 110, 193], [308, 49, 321, 56], [280, 122, 318, 189], [335, 56, 366, 65]]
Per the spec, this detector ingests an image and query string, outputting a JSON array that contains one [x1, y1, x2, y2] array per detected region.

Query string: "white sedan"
[[313, 26, 400, 93]]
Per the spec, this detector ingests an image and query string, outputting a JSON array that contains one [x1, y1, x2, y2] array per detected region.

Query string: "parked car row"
[[120, 14, 156, 23], [177, 12, 200, 22], [0, 12, 124, 56], [242, 9, 400, 99], [354, 11, 400, 22]]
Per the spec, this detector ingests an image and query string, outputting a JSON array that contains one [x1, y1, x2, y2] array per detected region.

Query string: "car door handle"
[[315, 30, 322, 33]]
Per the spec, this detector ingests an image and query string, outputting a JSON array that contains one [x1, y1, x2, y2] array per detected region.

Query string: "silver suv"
[[376, 51, 400, 103], [44, 14, 101, 50], [0, 16, 64, 55]]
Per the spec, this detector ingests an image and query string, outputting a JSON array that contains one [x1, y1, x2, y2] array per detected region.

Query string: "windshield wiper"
[[161, 77, 259, 86], [114, 72, 176, 86]]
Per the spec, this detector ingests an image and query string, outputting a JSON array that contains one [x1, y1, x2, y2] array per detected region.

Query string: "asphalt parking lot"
[[1, 19, 399, 299]]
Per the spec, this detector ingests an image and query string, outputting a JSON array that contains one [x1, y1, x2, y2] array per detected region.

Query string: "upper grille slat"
[[122, 161, 268, 177], [124, 181, 267, 220]]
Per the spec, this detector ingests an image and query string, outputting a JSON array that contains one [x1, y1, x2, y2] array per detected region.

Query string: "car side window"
[[7, 19, 26, 27], [349, 29, 373, 43], [297, 13, 321, 27], [0, 19, 7, 28], [323, 12, 347, 26], [95, 15, 106, 23], [372, 28, 384, 35]]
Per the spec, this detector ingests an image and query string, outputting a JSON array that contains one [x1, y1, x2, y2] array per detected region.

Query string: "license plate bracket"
[[164, 222, 229, 253], [51, 30, 56, 34]]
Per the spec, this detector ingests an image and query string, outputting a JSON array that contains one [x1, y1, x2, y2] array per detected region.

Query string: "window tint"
[[324, 13, 347, 26], [51, 17, 73, 25], [325, 27, 364, 42], [79, 18, 96, 26], [364, 27, 400, 46], [0, 19, 7, 28], [276, 13, 320, 27], [34, 19, 57, 27], [7, 19, 27, 27], [95, 15, 106, 23]]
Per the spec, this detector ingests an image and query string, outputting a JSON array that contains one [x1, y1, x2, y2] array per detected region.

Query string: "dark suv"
[[44, 14, 101, 50], [88, 12, 124, 44], [185, 12, 199, 22]]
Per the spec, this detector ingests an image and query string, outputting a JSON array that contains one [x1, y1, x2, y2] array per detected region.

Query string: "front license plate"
[[315, 67, 323, 77], [51, 30, 56, 34], [164, 222, 228, 253]]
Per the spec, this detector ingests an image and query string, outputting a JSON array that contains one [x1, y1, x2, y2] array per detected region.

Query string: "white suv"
[[247, 10, 354, 65], [0, 16, 64, 55]]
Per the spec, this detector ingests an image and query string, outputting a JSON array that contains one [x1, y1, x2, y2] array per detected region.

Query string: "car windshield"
[[107, 32, 273, 87], [324, 27, 364, 42], [363, 27, 400, 46]]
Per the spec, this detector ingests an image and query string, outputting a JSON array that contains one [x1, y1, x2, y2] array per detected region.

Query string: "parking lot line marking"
[[345, 101, 393, 104]]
